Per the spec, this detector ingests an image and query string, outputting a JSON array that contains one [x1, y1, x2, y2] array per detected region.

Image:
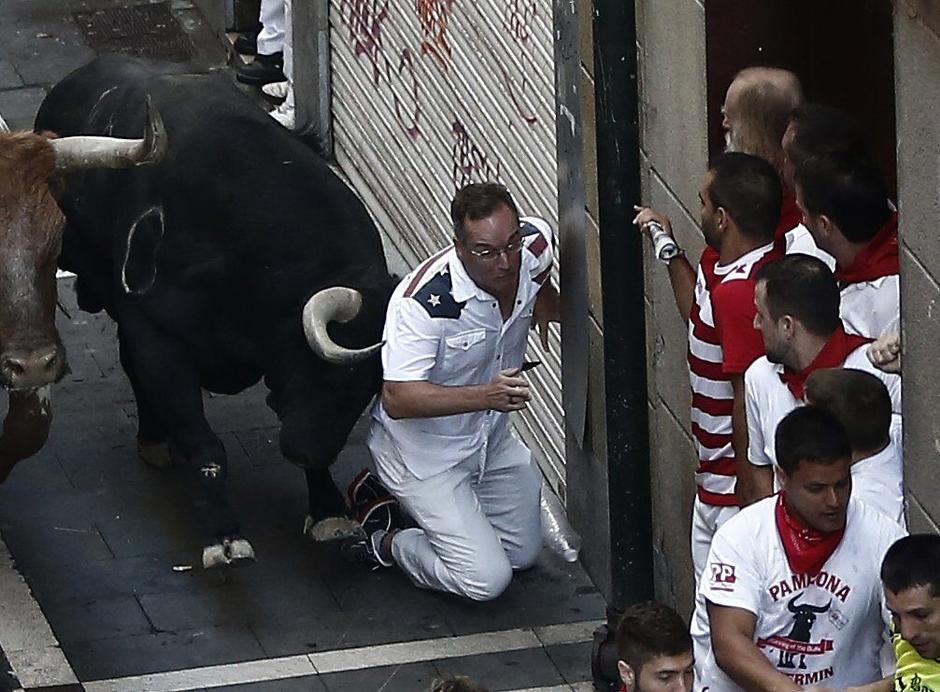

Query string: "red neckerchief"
[[778, 326, 873, 399], [775, 191, 803, 251], [775, 493, 845, 575], [834, 212, 899, 285]]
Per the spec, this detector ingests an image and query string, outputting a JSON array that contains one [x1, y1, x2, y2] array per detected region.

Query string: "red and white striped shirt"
[[688, 243, 779, 506]]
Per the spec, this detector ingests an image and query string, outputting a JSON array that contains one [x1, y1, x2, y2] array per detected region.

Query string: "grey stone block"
[[316, 662, 440, 692], [0, 86, 46, 131], [545, 641, 593, 685], [0, 61, 23, 89], [65, 624, 265, 680], [42, 595, 152, 644], [436, 647, 565, 690]]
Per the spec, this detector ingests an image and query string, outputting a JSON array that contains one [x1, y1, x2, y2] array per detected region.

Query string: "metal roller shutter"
[[328, 0, 566, 495]]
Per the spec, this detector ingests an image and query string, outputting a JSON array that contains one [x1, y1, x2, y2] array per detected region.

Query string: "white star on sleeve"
[[428, 294, 441, 307]]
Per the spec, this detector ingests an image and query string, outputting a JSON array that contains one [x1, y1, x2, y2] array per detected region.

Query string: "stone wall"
[[894, 0, 940, 535]]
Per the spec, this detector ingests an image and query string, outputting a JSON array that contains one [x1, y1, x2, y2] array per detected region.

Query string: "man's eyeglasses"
[[463, 236, 524, 261]]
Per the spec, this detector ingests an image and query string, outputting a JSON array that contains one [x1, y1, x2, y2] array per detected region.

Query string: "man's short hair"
[[616, 601, 692, 673], [794, 150, 892, 243], [882, 534, 940, 598], [450, 182, 519, 242], [754, 254, 841, 337], [729, 67, 803, 173], [428, 675, 489, 692], [775, 405, 852, 477], [804, 368, 892, 455], [708, 152, 782, 243], [785, 103, 868, 171]]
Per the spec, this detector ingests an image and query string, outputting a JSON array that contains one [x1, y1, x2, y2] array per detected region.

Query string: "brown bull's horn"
[[303, 287, 383, 364], [51, 96, 167, 171]]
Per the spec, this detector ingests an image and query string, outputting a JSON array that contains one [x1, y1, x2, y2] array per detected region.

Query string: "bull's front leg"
[[115, 316, 253, 569], [0, 387, 53, 482]]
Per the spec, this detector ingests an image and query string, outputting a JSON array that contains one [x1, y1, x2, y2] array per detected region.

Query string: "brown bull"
[[0, 107, 165, 481]]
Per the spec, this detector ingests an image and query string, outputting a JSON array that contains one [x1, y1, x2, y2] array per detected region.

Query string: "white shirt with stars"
[[371, 216, 555, 480]]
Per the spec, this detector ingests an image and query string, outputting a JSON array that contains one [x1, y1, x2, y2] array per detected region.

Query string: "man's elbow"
[[712, 637, 736, 676], [381, 386, 407, 419]]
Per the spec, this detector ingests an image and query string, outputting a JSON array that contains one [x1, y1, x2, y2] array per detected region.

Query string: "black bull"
[[34, 56, 396, 566]]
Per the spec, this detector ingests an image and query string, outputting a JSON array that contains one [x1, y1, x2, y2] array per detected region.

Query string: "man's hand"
[[484, 369, 531, 412], [633, 205, 674, 239], [867, 333, 901, 373], [532, 283, 560, 350]]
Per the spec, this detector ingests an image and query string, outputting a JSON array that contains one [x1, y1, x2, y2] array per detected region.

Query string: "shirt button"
[[492, 302, 497, 308]]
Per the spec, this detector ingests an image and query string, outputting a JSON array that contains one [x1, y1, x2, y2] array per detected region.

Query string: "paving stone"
[[0, 521, 111, 566], [544, 641, 593, 685], [96, 513, 204, 559], [213, 677, 328, 691], [435, 647, 565, 690], [317, 662, 440, 692], [235, 427, 286, 468], [0, 61, 23, 89], [41, 596, 152, 644], [26, 551, 226, 605], [0, 86, 45, 130], [0, 444, 73, 494], [140, 573, 341, 633], [65, 624, 265, 680], [439, 554, 606, 636]]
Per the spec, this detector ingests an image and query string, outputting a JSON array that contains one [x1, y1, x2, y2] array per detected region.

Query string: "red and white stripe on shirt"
[[688, 244, 777, 506]]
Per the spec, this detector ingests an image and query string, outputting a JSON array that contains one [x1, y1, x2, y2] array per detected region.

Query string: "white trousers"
[[257, 0, 285, 55], [691, 496, 739, 586], [369, 425, 543, 602]]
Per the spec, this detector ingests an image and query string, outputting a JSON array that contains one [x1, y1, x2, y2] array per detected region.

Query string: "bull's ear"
[[121, 206, 164, 294]]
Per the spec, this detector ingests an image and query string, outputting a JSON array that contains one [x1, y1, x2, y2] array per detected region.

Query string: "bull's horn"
[[51, 96, 166, 171], [302, 287, 383, 364]]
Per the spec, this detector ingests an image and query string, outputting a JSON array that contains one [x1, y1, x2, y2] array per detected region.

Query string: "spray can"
[[647, 221, 681, 263]]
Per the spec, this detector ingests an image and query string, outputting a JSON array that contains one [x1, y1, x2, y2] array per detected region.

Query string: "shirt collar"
[[449, 253, 502, 303]]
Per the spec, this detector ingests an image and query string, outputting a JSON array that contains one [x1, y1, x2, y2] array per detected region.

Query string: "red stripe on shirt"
[[403, 248, 451, 298], [526, 232, 548, 259], [691, 422, 732, 451], [692, 392, 734, 417]]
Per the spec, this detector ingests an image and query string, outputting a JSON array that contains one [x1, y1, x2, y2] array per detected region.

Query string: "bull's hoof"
[[138, 440, 172, 469], [201, 537, 256, 569], [303, 515, 363, 542]]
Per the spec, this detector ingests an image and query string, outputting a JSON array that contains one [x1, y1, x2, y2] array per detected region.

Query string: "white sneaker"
[[269, 101, 295, 129], [261, 80, 289, 99]]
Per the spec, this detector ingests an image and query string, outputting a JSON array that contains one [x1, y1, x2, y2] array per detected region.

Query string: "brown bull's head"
[[0, 100, 165, 391], [0, 132, 67, 391]]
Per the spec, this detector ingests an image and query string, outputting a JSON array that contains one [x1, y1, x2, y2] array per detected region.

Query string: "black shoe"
[[236, 52, 284, 86], [234, 32, 257, 56], [341, 529, 394, 568]]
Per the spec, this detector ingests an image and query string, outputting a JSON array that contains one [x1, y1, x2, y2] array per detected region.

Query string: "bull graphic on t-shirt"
[[787, 595, 832, 642]]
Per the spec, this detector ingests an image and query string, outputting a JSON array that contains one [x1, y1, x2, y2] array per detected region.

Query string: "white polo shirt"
[[692, 496, 907, 691], [371, 216, 554, 480], [746, 347, 902, 468], [784, 223, 836, 271], [840, 276, 900, 338], [852, 429, 905, 527]]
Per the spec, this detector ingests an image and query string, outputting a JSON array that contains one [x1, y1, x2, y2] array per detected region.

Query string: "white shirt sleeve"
[[520, 216, 554, 280], [700, 517, 763, 616], [746, 365, 772, 467], [381, 298, 441, 382]]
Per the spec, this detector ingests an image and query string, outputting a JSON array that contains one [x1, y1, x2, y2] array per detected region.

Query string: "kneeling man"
[[352, 182, 559, 601], [692, 406, 907, 691]]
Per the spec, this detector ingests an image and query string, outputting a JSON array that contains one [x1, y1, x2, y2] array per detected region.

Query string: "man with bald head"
[[721, 67, 830, 263]]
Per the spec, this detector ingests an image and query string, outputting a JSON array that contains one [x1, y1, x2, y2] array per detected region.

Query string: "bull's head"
[[0, 99, 165, 391], [787, 595, 831, 615]]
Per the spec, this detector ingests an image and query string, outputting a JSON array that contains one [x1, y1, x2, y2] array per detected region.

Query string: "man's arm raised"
[[633, 205, 696, 322]]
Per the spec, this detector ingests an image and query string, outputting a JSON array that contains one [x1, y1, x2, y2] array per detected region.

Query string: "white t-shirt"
[[785, 223, 836, 270], [371, 216, 554, 479], [852, 429, 906, 527], [692, 496, 908, 691], [841, 276, 900, 338], [745, 346, 902, 468]]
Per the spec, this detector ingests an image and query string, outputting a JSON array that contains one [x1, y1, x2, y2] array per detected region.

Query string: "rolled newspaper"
[[541, 479, 581, 562]]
